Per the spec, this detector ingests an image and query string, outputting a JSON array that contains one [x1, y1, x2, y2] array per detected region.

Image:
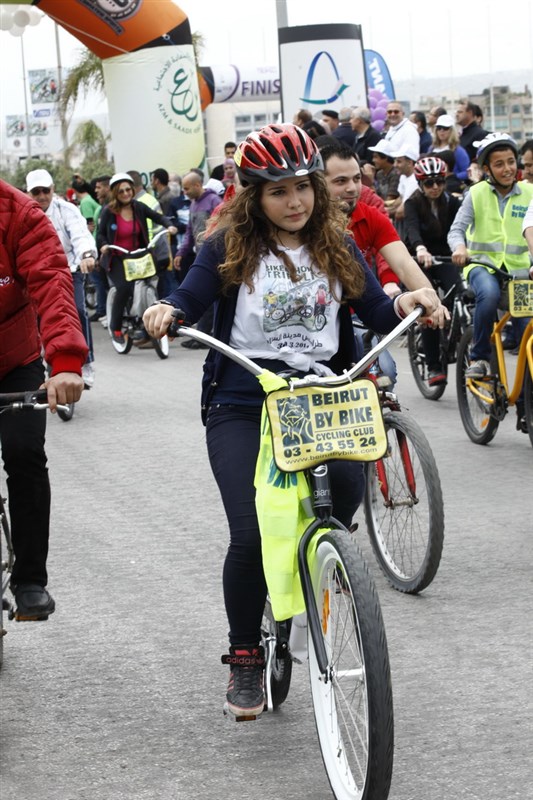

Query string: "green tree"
[[59, 49, 105, 118]]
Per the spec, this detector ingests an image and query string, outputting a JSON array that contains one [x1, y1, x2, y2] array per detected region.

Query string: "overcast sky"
[[1, 0, 533, 117]]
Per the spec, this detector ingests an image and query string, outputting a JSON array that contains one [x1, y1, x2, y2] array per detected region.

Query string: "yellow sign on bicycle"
[[265, 378, 387, 472], [123, 253, 156, 282], [509, 279, 533, 317]]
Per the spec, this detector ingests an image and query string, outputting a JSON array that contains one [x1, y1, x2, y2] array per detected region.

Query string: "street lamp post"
[[19, 31, 32, 159]]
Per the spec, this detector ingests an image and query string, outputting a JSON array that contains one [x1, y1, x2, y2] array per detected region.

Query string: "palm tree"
[[59, 49, 105, 118]]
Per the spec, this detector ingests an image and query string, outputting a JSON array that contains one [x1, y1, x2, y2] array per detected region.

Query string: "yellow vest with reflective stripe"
[[465, 180, 533, 275]]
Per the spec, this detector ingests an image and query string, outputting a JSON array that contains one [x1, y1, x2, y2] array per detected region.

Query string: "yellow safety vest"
[[465, 180, 533, 276], [137, 191, 171, 269]]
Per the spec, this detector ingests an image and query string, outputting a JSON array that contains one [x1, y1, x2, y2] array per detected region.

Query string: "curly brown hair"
[[209, 171, 366, 300]]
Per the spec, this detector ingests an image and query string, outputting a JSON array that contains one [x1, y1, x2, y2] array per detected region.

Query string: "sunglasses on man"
[[30, 187, 51, 196]]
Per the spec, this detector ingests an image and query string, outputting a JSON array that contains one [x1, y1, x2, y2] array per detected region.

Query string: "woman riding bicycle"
[[404, 156, 462, 385], [143, 123, 445, 719], [96, 172, 177, 344]]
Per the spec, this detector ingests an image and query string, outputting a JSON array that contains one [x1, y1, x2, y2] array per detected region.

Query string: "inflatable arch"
[[4, 0, 205, 177]]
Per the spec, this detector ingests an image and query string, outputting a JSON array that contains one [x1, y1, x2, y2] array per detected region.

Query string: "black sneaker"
[[221, 645, 265, 719], [428, 369, 447, 386], [12, 583, 55, 621]]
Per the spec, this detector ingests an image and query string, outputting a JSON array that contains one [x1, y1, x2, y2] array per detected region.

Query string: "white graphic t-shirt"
[[230, 245, 341, 374]]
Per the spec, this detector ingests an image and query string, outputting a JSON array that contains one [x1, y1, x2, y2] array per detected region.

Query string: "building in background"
[[420, 85, 533, 145]]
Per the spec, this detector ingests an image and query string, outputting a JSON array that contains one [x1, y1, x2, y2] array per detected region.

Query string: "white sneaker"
[[465, 359, 490, 379], [82, 362, 95, 389], [99, 316, 108, 329]]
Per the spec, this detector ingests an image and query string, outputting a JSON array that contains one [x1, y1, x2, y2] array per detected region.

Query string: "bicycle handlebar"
[[169, 306, 424, 388], [0, 389, 69, 413], [105, 228, 169, 256]]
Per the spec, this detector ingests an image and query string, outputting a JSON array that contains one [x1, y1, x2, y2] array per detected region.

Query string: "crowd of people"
[[1, 94, 533, 719]]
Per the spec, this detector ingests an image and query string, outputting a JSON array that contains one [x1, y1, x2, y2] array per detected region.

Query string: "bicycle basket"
[[509, 278, 533, 317], [265, 378, 387, 472], [123, 252, 156, 282]]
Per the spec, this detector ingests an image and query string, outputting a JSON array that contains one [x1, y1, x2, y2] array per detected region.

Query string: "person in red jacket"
[[0, 179, 88, 620], [319, 140, 434, 295]]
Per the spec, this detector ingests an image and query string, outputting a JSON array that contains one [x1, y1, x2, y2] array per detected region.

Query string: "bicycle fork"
[[297, 465, 344, 678], [376, 430, 418, 506]]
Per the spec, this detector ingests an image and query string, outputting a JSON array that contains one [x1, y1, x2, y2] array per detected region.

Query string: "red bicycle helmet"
[[414, 156, 447, 182], [234, 123, 323, 185]]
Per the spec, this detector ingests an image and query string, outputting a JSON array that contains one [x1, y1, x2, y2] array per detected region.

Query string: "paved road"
[[1, 324, 531, 800]]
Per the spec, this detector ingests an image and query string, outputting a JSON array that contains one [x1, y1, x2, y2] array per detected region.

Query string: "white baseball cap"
[[26, 169, 54, 192], [391, 146, 419, 161], [368, 139, 395, 157], [435, 114, 455, 128]]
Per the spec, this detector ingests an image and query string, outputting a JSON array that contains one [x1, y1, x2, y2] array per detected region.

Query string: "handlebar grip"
[[168, 308, 188, 337]]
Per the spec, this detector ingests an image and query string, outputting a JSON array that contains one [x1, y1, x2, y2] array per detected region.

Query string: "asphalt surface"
[[1, 323, 531, 800]]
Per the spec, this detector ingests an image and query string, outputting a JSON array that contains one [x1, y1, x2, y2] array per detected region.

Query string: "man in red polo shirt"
[[319, 139, 434, 295]]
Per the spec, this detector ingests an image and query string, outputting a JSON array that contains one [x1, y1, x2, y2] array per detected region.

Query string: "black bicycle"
[[407, 257, 474, 400], [0, 390, 66, 667]]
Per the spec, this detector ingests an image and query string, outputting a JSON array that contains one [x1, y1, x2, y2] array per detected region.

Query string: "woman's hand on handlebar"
[[143, 303, 175, 340], [415, 246, 434, 269], [398, 287, 450, 328], [40, 372, 84, 412]]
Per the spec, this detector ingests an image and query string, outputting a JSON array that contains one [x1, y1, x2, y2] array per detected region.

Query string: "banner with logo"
[[364, 49, 395, 100], [278, 24, 367, 121], [198, 65, 280, 110], [14, 0, 205, 172], [103, 45, 204, 177]]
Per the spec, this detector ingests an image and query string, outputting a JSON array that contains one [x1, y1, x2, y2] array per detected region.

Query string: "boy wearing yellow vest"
[[448, 133, 533, 431]]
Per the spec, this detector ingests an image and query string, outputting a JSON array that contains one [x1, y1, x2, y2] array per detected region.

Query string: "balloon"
[[368, 89, 382, 100], [0, 9, 13, 31], [9, 25, 25, 37], [373, 119, 385, 132], [369, 97, 377, 109], [28, 8, 43, 26], [377, 98, 389, 108], [372, 107, 386, 121], [13, 9, 31, 28]]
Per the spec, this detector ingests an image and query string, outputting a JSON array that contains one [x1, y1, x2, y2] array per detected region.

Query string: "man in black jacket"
[[351, 107, 382, 167], [456, 99, 490, 162]]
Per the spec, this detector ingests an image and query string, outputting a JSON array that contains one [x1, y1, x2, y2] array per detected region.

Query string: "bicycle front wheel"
[[57, 402, 75, 422], [407, 326, 447, 401], [524, 367, 533, 448], [145, 286, 170, 359], [106, 287, 133, 354], [308, 529, 393, 800], [364, 411, 444, 594], [456, 326, 499, 445]]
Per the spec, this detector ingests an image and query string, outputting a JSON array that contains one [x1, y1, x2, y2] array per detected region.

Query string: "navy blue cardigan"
[[163, 232, 401, 423]]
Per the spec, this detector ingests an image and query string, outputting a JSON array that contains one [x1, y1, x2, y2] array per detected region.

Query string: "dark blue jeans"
[[0, 359, 50, 586], [72, 271, 94, 363], [206, 404, 365, 647]]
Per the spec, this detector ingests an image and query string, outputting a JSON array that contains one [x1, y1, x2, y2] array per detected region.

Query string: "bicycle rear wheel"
[[524, 367, 533, 448], [261, 597, 292, 709], [364, 411, 444, 594], [308, 529, 393, 800], [407, 326, 447, 401], [456, 326, 499, 445]]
